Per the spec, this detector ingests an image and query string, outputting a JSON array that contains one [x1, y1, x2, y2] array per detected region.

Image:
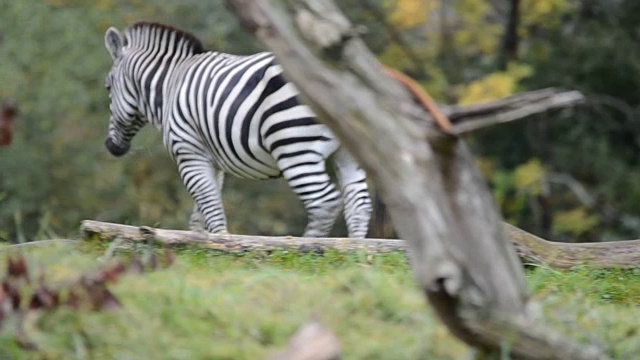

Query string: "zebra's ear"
[[105, 27, 123, 60]]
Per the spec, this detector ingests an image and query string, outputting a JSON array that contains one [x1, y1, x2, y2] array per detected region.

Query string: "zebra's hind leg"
[[278, 155, 342, 238], [332, 147, 372, 238], [189, 203, 205, 231], [177, 155, 228, 233]]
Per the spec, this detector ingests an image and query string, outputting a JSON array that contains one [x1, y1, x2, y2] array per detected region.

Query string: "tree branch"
[[446, 88, 585, 134]]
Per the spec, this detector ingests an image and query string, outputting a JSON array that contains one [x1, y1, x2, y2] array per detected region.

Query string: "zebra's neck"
[[123, 22, 205, 129], [128, 50, 189, 129]]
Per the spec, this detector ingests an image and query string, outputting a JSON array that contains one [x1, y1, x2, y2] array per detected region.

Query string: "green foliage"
[[373, 1, 640, 240], [0, 245, 463, 359], [458, 64, 533, 105], [1, 245, 639, 358], [513, 158, 546, 196], [2, 0, 640, 242], [0, 1, 269, 241], [487, 158, 544, 227], [528, 266, 640, 358], [553, 207, 600, 237]]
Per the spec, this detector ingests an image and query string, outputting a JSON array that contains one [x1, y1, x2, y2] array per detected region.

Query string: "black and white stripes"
[[103, 22, 371, 238]]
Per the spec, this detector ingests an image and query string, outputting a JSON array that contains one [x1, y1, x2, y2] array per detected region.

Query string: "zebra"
[[103, 22, 372, 238]]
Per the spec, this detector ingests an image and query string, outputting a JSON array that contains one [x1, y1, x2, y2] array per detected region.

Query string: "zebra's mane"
[[124, 22, 205, 54]]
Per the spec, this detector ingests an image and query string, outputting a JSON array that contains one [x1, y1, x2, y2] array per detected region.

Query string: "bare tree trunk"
[[370, 193, 395, 239], [220, 1, 608, 358], [499, 0, 521, 70]]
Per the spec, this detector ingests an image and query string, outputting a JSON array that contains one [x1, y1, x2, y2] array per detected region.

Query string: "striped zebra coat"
[[103, 22, 371, 238]]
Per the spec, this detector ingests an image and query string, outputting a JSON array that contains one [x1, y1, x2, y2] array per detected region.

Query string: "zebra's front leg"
[[279, 156, 341, 237], [177, 156, 227, 233]]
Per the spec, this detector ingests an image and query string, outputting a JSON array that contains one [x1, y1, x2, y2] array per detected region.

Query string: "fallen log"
[[80, 220, 405, 254], [80, 220, 640, 269], [505, 223, 640, 269]]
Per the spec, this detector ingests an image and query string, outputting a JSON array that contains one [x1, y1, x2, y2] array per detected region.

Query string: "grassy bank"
[[0, 242, 639, 359]]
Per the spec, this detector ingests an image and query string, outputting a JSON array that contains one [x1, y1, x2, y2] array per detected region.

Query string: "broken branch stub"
[[447, 88, 585, 134], [224, 1, 609, 358]]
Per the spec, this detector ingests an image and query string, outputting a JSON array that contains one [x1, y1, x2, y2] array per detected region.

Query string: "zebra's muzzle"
[[105, 137, 130, 157]]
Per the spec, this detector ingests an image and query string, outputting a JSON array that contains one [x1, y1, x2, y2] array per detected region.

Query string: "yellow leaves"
[[522, 0, 570, 29], [451, 0, 502, 56], [454, 0, 502, 54], [476, 157, 497, 179], [514, 158, 545, 196], [458, 64, 533, 105], [552, 208, 600, 237], [453, 25, 502, 55], [459, 73, 515, 105], [486, 156, 601, 240], [378, 44, 414, 70], [390, 0, 438, 29], [455, 0, 490, 22]]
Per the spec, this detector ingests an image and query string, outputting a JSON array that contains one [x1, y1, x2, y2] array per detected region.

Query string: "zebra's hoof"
[[189, 223, 206, 232]]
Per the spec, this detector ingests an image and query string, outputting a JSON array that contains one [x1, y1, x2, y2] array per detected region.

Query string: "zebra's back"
[[166, 51, 338, 180]]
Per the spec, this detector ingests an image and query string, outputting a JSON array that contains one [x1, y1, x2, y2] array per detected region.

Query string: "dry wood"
[[269, 321, 340, 360], [505, 223, 640, 269], [446, 88, 585, 134], [223, 1, 609, 358], [80, 220, 640, 270], [81, 220, 405, 253], [370, 87, 584, 239]]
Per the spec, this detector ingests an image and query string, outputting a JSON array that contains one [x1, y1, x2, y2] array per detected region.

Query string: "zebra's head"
[[103, 27, 146, 157]]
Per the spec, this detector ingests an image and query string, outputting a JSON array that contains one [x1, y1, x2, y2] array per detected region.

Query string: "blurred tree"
[[349, 0, 640, 241], [474, 0, 640, 241]]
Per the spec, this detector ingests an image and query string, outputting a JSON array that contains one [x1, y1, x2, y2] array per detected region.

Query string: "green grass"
[[0, 242, 639, 359]]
